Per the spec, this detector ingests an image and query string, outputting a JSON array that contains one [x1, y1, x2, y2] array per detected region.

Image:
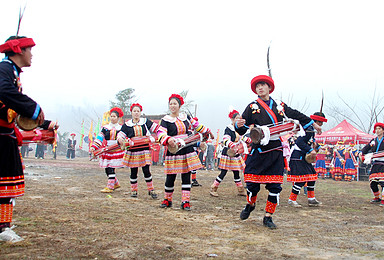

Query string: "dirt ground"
[[1, 156, 384, 259]]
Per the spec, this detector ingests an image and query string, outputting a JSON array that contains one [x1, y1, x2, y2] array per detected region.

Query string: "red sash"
[[256, 98, 279, 125], [0, 118, 23, 146], [256, 98, 289, 170]]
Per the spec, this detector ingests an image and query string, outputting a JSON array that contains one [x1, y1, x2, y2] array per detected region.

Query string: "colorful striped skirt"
[[218, 154, 245, 172], [123, 149, 152, 168]]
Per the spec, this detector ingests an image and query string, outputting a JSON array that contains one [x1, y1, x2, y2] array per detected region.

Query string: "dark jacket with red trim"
[[0, 59, 40, 133], [236, 98, 313, 153]]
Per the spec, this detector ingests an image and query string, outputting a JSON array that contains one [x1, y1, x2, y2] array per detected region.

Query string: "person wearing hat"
[[344, 142, 358, 181], [235, 75, 322, 229], [91, 107, 125, 193], [360, 122, 384, 205], [157, 94, 214, 210], [117, 104, 159, 198], [286, 112, 327, 208], [209, 108, 247, 197], [0, 36, 45, 239], [66, 133, 77, 160]]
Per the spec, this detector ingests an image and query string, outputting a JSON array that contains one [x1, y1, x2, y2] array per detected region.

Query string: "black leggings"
[[370, 181, 384, 193], [130, 165, 152, 184], [291, 181, 316, 195], [0, 198, 11, 204], [105, 167, 115, 179], [246, 182, 282, 204], [216, 169, 241, 183], [165, 172, 191, 193]]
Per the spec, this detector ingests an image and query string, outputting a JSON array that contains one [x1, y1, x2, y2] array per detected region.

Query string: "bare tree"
[[327, 87, 384, 133]]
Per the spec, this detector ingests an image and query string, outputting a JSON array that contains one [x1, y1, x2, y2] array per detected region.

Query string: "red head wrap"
[[130, 103, 143, 112], [110, 107, 124, 118], [70, 133, 76, 137], [373, 122, 384, 133], [0, 38, 36, 54], [169, 94, 184, 106], [251, 75, 275, 94], [228, 109, 240, 119], [310, 112, 328, 123]]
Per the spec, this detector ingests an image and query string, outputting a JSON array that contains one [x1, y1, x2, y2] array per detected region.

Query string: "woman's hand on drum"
[[168, 137, 177, 148], [117, 137, 125, 146]]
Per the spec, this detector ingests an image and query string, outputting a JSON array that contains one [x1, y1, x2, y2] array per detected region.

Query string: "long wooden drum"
[[21, 129, 55, 144]]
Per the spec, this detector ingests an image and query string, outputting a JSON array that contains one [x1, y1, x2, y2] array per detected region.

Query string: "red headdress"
[[70, 133, 76, 137], [169, 94, 184, 106], [228, 109, 239, 119], [251, 75, 275, 94], [130, 103, 143, 112], [1, 7, 35, 54], [373, 122, 384, 133], [110, 107, 124, 118], [310, 112, 327, 122], [0, 38, 35, 54]]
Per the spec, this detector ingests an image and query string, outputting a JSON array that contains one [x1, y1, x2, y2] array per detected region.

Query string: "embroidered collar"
[[162, 113, 188, 123], [104, 123, 121, 130], [227, 124, 235, 131], [126, 118, 146, 126]]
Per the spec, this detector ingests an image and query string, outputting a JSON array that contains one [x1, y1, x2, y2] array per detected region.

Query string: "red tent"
[[315, 119, 374, 145]]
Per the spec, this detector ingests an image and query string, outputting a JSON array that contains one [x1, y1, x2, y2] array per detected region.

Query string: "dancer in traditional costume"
[[191, 141, 206, 187], [117, 103, 159, 199], [191, 117, 204, 187], [314, 144, 328, 178], [287, 112, 327, 208], [66, 133, 76, 160], [236, 75, 322, 229], [91, 107, 124, 193], [332, 142, 345, 181], [360, 122, 384, 205], [157, 94, 213, 210], [344, 143, 358, 181], [0, 35, 45, 240], [209, 108, 247, 197]]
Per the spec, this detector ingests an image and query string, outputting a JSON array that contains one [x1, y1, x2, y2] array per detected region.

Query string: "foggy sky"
[[2, 0, 384, 147]]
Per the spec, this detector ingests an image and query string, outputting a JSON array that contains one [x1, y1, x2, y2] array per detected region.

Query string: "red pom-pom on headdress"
[[130, 103, 143, 112], [373, 122, 384, 133], [110, 107, 124, 118], [228, 109, 240, 119], [0, 38, 35, 54], [169, 94, 184, 106]]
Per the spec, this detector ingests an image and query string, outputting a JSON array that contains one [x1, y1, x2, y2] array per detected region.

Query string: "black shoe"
[[192, 179, 201, 187], [240, 204, 255, 220], [131, 191, 138, 198], [181, 201, 191, 211], [160, 199, 172, 208], [370, 198, 381, 204], [148, 190, 158, 199], [263, 216, 277, 229]]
